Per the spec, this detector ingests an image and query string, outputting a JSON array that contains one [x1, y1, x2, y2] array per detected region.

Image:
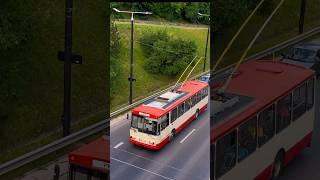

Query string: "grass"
[[0, 0, 108, 164], [213, 0, 320, 69], [110, 22, 210, 111]]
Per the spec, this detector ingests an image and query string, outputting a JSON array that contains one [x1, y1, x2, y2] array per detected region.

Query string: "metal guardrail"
[[1, 26, 320, 176]]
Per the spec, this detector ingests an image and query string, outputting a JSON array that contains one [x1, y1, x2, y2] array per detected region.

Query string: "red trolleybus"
[[211, 60, 316, 180], [129, 80, 209, 150], [69, 135, 109, 180]]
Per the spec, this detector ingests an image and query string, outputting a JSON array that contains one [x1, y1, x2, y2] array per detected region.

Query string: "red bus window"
[[276, 94, 292, 133], [238, 116, 257, 162], [293, 83, 307, 121], [306, 79, 314, 110], [216, 130, 237, 178], [258, 105, 275, 147]]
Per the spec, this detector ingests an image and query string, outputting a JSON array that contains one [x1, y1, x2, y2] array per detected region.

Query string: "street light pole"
[[58, 0, 82, 137], [63, 0, 73, 136], [112, 8, 152, 104], [204, 26, 209, 72], [198, 13, 210, 72], [299, 0, 307, 34], [129, 13, 134, 104]]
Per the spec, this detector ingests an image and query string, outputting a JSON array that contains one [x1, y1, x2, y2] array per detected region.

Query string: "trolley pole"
[[59, 0, 82, 137], [299, 0, 307, 34]]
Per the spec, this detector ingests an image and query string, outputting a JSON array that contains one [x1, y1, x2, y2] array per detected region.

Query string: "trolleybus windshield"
[[131, 115, 159, 135]]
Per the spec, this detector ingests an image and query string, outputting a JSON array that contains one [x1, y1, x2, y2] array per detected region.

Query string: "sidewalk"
[[15, 156, 69, 180]]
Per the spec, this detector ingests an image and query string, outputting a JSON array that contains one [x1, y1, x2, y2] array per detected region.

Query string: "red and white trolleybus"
[[129, 80, 209, 150], [68, 135, 109, 180], [211, 60, 316, 180]]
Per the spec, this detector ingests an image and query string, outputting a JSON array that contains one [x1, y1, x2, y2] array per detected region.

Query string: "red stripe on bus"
[[255, 165, 272, 180], [284, 132, 313, 165], [129, 136, 170, 150], [255, 132, 313, 179]]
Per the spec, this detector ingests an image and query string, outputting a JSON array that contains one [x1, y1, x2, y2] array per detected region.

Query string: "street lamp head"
[[112, 8, 120, 13], [144, 11, 152, 15]]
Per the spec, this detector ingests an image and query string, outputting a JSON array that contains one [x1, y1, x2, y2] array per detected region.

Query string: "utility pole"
[[58, 0, 82, 137], [204, 26, 209, 72], [129, 13, 134, 104], [198, 13, 210, 72], [112, 8, 152, 104], [299, 0, 307, 34]]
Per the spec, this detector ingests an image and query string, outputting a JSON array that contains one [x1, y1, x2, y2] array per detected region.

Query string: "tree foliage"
[[111, 2, 210, 24], [141, 30, 197, 76], [213, 0, 275, 31], [0, 2, 30, 50]]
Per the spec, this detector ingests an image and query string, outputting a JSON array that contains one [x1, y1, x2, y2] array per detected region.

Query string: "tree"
[[142, 30, 197, 76]]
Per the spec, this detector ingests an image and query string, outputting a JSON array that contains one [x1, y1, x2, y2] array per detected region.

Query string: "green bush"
[[142, 30, 197, 76], [139, 29, 169, 56]]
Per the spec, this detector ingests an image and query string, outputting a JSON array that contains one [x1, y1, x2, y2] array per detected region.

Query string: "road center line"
[[114, 142, 124, 149], [180, 129, 196, 144], [111, 157, 174, 180]]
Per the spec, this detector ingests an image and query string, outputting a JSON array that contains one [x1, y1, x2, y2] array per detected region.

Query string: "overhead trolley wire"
[[219, 0, 286, 93]]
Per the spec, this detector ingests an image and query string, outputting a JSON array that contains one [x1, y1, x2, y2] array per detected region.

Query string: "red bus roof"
[[69, 136, 109, 173], [132, 80, 208, 119], [211, 60, 315, 142]]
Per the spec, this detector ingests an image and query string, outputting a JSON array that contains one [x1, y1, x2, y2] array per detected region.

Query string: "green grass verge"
[[111, 22, 210, 111], [0, 0, 108, 164]]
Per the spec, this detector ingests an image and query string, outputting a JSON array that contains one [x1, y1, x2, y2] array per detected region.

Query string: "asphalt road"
[[279, 78, 320, 180], [110, 106, 210, 180]]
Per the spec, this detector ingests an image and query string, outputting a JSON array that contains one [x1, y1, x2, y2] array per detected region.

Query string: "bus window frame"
[[292, 82, 307, 121], [257, 104, 276, 147]]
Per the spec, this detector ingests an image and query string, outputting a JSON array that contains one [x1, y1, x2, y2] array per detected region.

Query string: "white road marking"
[[114, 146, 181, 171], [111, 157, 174, 180], [114, 142, 124, 149], [180, 129, 196, 144]]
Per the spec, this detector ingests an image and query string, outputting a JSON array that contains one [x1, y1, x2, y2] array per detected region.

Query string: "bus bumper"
[[129, 137, 169, 150]]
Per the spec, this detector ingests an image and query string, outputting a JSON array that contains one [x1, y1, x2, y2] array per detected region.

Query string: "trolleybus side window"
[[293, 83, 307, 121], [192, 95, 197, 106], [216, 130, 237, 178], [306, 78, 314, 110], [178, 103, 185, 117], [171, 108, 178, 123], [160, 114, 169, 131], [258, 105, 275, 147], [276, 94, 292, 133], [238, 116, 257, 162], [185, 98, 192, 111]]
